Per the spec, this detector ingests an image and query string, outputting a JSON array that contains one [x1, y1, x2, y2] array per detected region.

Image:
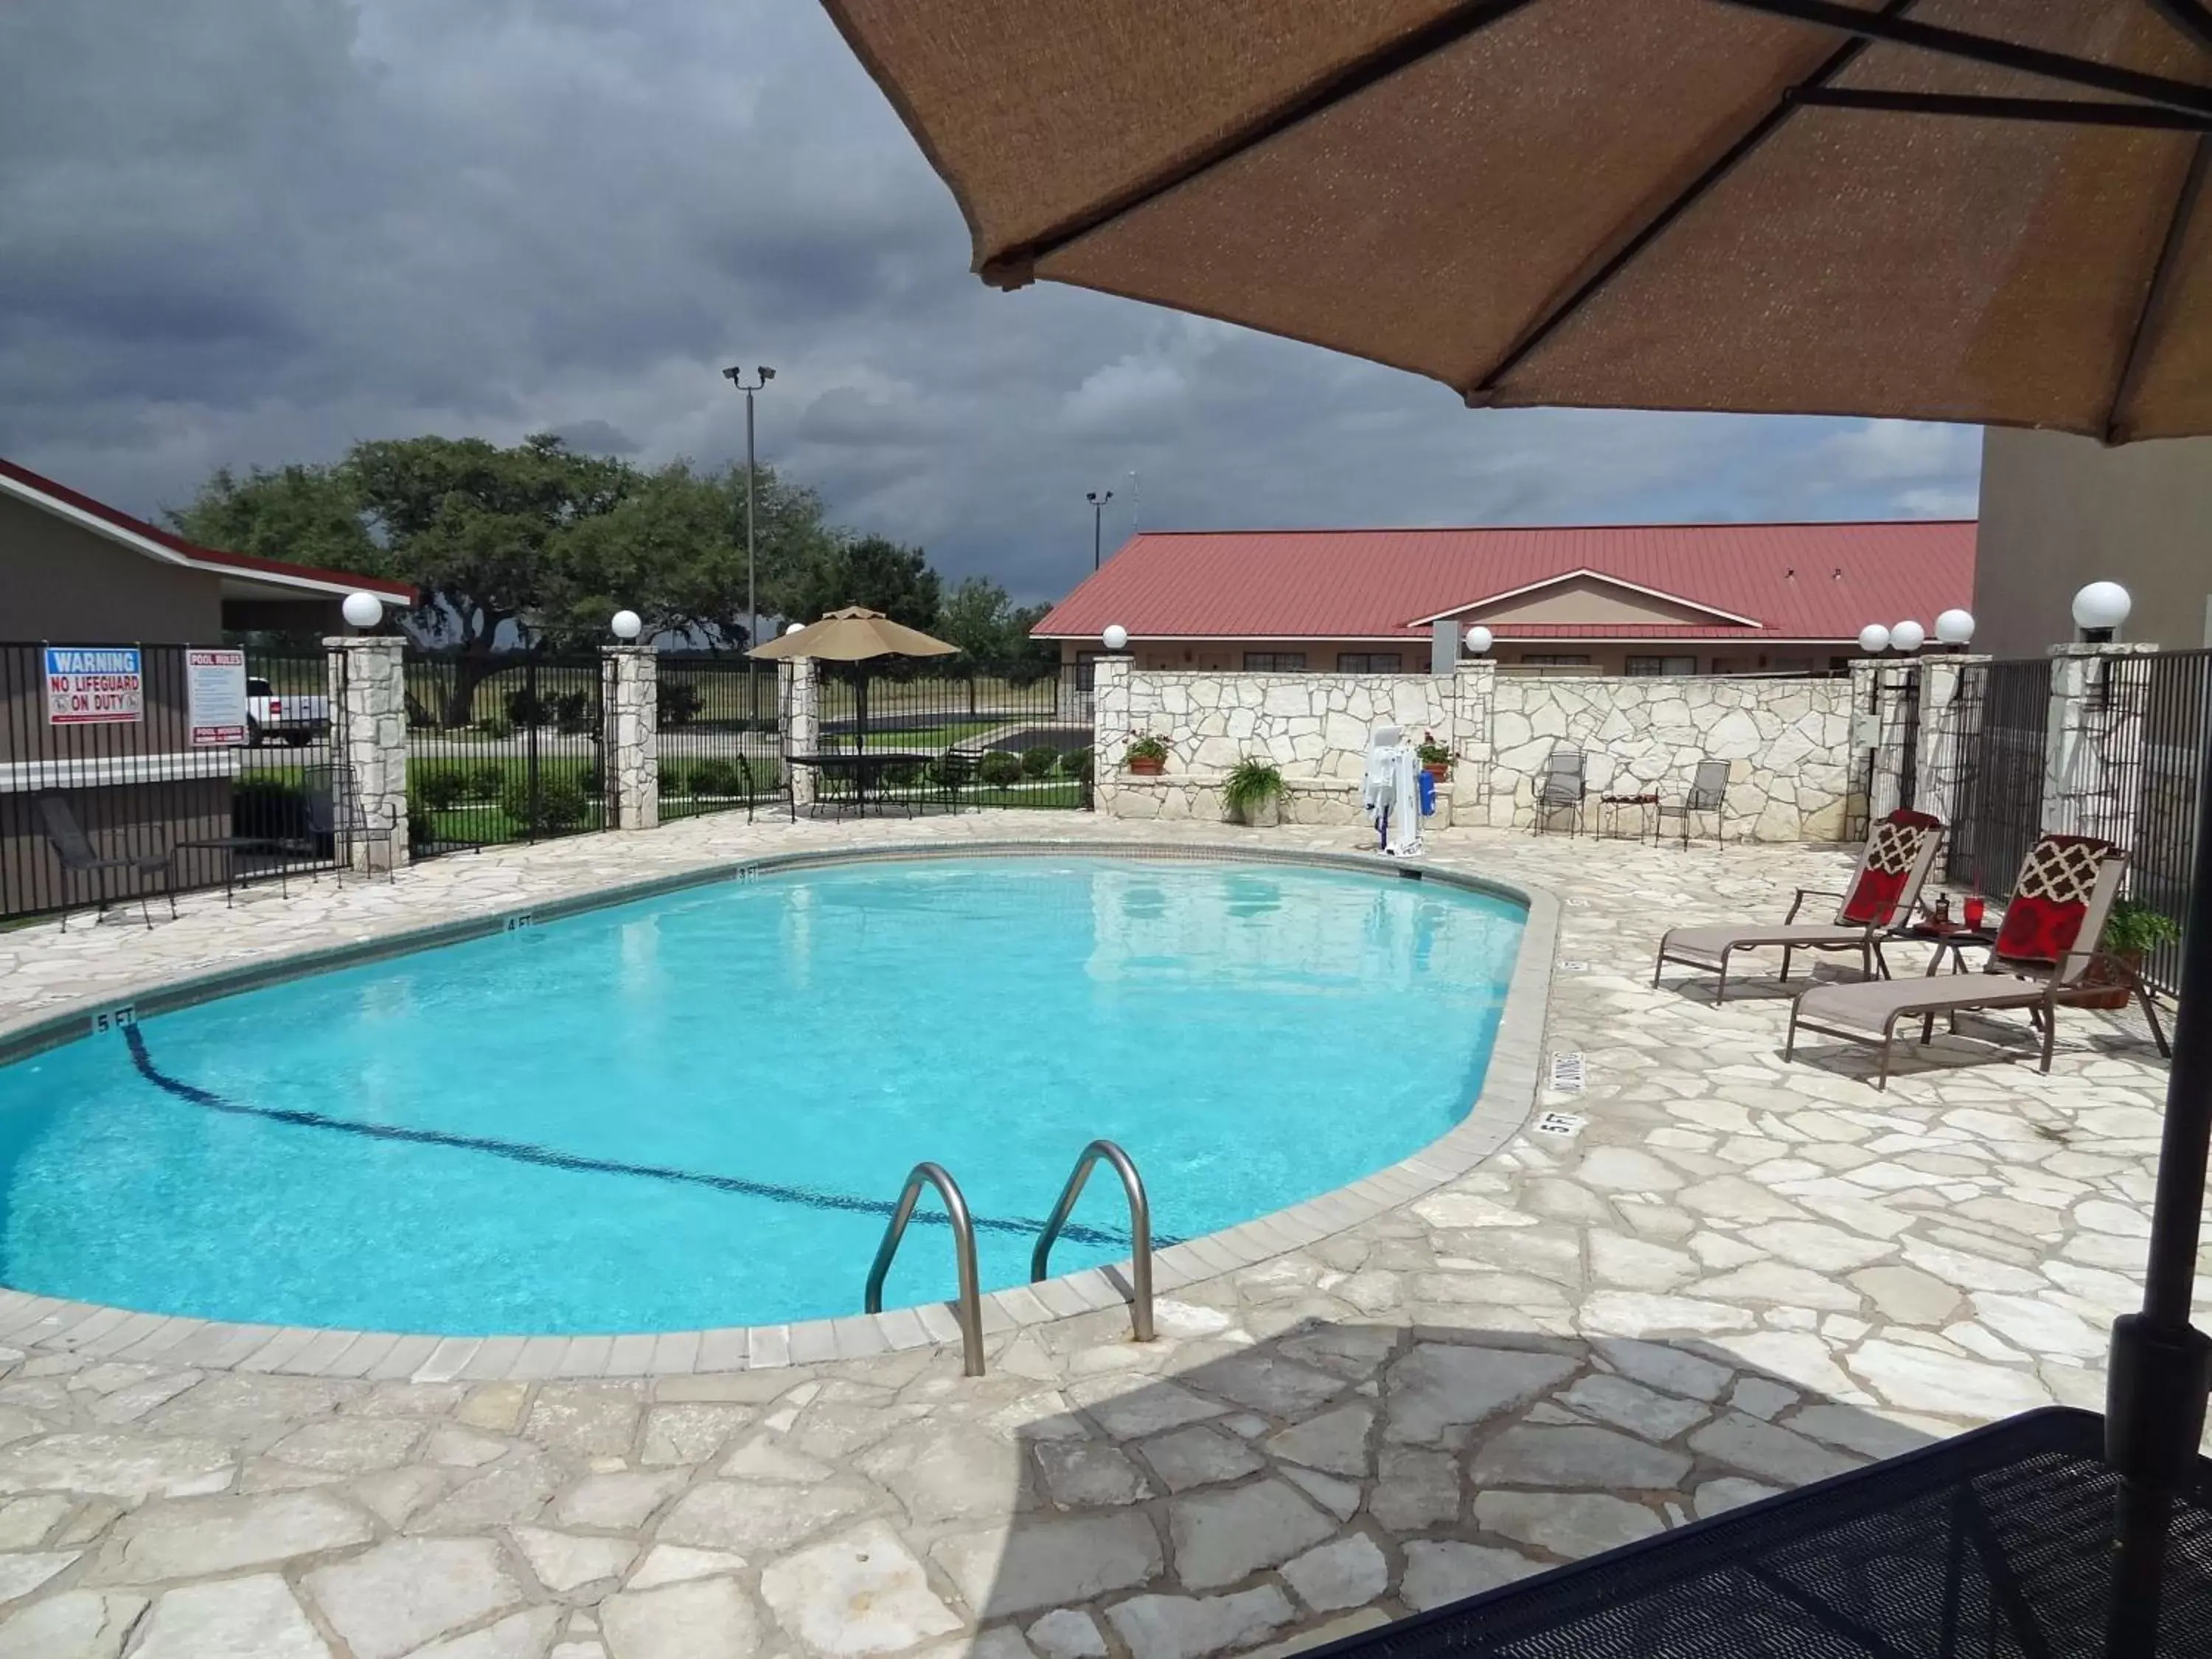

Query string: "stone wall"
[[1479, 674, 1856, 841], [1093, 655, 1857, 842]]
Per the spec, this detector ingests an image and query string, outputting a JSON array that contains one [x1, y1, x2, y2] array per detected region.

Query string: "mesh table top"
[[1314, 1409, 2212, 1658]]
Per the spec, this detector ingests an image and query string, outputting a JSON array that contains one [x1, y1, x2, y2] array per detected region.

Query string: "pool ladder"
[[863, 1138, 1156, 1379]]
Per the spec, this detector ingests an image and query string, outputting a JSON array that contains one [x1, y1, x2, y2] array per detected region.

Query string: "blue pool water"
[[0, 857, 1522, 1334]]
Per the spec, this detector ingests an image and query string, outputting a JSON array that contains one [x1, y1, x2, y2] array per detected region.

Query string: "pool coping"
[[0, 838, 1558, 1380]]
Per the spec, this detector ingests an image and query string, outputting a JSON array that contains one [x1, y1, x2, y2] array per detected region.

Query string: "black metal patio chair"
[[1658, 757, 1731, 848], [35, 793, 175, 931]]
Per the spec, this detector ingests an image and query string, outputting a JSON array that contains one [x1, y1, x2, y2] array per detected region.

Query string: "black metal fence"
[[1945, 658, 2049, 900], [799, 662, 1093, 813], [1, 641, 344, 923], [655, 655, 784, 821], [2098, 649, 2209, 998], [403, 650, 607, 855]]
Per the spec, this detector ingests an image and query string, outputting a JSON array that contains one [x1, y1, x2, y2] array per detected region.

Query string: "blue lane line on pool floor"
[[124, 1026, 1154, 1250]]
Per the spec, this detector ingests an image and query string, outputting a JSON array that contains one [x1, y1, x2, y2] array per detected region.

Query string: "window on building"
[[1768, 657, 1814, 675], [1626, 655, 1699, 676], [1244, 652, 1307, 672], [1335, 652, 1404, 672], [1517, 654, 1591, 667]]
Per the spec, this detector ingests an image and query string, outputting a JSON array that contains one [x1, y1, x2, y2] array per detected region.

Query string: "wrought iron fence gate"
[[655, 656, 784, 821], [1945, 658, 2050, 899], [403, 650, 607, 855], [1, 641, 344, 922], [2108, 648, 2211, 998]]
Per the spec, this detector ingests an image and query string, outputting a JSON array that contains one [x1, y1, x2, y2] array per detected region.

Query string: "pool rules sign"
[[187, 648, 249, 745], [44, 646, 143, 726]]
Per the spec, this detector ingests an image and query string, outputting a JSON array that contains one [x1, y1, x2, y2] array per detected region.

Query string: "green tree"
[[171, 462, 378, 580], [937, 576, 1057, 673], [782, 534, 942, 633]]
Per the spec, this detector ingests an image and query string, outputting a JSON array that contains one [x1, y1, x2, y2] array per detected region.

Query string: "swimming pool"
[[0, 854, 1524, 1335]]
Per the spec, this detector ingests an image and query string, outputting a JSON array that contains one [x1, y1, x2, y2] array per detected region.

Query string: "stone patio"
[[0, 808, 2187, 1659]]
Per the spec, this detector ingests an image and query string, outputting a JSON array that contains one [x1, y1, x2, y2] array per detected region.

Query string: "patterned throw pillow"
[[1992, 835, 2112, 966], [1840, 810, 1942, 926]]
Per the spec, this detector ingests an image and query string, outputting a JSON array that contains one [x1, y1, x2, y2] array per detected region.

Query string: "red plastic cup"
[[1964, 896, 1986, 931]]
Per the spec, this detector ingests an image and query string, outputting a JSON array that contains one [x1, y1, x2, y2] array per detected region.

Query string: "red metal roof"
[[1034, 523, 1975, 644], [0, 456, 416, 603]]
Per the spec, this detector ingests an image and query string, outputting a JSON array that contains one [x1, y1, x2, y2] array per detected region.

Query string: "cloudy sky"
[[1, 0, 1983, 605]]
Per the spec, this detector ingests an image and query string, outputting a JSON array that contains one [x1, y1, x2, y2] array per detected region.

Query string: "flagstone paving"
[[0, 810, 2191, 1658]]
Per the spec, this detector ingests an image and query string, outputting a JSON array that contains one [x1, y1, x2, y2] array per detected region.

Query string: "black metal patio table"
[[786, 751, 945, 818], [1306, 1408, 2212, 1658]]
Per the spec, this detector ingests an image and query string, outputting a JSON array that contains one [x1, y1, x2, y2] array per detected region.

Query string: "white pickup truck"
[[246, 678, 332, 747]]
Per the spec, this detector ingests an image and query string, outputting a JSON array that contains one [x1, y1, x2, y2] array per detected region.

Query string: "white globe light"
[[1890, 619, 1926, 653], [1935, 608, 1976, 645], [1102, 624, 1129, 652], [785, 622, 807, 636], [1464, 625, 1494, 655], [341, 591, 383, 630], [1857, 624, 1891, 654], [2072, 581, 2132, 633], [611, 609, 642, 641]]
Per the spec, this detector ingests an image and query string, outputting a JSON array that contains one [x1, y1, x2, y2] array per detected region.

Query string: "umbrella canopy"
[[748, 606, 959, 661], [821, 0, 2212, 442]]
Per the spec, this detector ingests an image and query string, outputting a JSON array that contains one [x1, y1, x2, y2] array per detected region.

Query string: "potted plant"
[[1416, 731, 1453, 782], [1124, 733, 1170, 776], [1223, 757, 1286, 828], [2081, 897, 2180, 1009]]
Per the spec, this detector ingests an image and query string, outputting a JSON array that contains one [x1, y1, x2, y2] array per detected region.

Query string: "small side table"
[[1599, 793, 1660, 844], [1883, 922, 2000, 977]]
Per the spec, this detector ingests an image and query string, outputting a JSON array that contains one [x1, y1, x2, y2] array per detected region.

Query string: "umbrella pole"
[[2104, 715, 2212, 1649]]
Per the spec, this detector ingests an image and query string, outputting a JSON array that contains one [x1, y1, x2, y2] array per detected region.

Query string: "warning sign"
[[44, 646, 143, 726], [186, 647, 249, 745]]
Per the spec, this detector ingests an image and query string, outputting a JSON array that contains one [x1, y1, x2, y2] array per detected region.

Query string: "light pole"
[[1088, 490, 1113, 572], [721, 365, 776, 655]]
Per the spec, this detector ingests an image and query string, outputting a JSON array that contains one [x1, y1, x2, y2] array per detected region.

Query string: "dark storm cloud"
[[0, 0, 1980, 605]]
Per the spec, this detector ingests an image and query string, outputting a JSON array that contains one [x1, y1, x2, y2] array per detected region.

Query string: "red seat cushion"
[[1840, 810, 1941, 926], [1993, 835, 2110, 966]]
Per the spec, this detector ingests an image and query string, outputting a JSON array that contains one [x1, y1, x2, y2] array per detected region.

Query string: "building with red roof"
[[1035, 521, 1975, 678], [0, 456, 413, 642]]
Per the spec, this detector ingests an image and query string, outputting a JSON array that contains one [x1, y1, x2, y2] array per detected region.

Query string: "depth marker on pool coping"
[[121, 1027, 1156, 1250]]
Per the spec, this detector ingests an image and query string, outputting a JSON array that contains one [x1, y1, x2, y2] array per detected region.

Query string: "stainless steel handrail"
[[863, 1161, 986, 1377], [1030, 1139, 1155, 1343]]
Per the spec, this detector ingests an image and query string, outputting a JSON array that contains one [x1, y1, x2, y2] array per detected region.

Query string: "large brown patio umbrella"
[[750, 606, 958, 755], [823, 0, 2212, 443], [823, 0, 2212, 1641]]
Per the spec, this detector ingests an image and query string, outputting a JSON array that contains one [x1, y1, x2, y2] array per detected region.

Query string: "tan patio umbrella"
[[824, 0, 2212, 1638], [821, 0, 2212, 442], [747, 605, 958, 662]]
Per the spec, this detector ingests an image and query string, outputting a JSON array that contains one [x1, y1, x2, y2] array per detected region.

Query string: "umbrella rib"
[[1790, 88, 2212, 130], [977, 0, 1540, 290], [1464, 0, 1915, 406], [1714, 0, 2212, 118], [2149, 0, 2212, 56], [2104, 134, 2211, 445]]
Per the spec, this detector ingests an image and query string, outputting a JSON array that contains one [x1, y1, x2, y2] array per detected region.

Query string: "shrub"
[[476, 715, 512, 740], [2104, 897, 2182, 956], [415, 768, 468, 812], [877, 759, 922, 788], [505, 688, 549, 728], [233, 777, 311, 838], [658, 680, 702, 728], [1223, 757, 1285, 823], [501, 773, 588, 832], [658, 759, 689, 796], [978, 751, 1023, 787], [551, 689, 593, 734], [1062, 747, 1095, 782], [577, 764, 602, 797], [467, 762, 507, 800], [405, 693, 436, 730], [1021, 745, 1060, 779], [689, 759, 743, 796]]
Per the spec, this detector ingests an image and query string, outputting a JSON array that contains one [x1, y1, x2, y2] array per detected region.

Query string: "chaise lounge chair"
[[1786, 832, 2171, 1088], [1652, 808, 1944, 1003]]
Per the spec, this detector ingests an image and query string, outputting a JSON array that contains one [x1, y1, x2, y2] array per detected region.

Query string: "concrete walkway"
[[0, 810, 2186, 1659]]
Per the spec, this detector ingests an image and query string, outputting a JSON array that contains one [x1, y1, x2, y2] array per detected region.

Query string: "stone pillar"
[[601, 647, 658, 830], [1452, 658, 1496, 824], [1090, 655, 1133, 816], [2042, 641, 2157, 844], [1912, 653, 1989, 832], [325, 635, 408, 872], [782, 656, 818, 811]]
